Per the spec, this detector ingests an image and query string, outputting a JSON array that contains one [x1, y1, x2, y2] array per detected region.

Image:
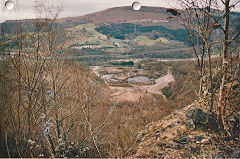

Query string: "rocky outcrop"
[[131, 102, 239, 158], [185, 108, 208, 124], [185, 108, 219, 131], [186, 119, 195, 130]]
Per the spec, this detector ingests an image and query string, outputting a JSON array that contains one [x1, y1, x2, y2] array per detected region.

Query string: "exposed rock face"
[[185, 108, 208, 124], [175, 135, 190, 144], [194, 135, 203, 142], [131, 103, 239, 158], [185, 108, 218, 131], [186, 119, 195, 130]]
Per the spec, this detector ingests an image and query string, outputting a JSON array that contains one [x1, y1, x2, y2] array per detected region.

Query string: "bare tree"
[[0, 0, 116, 157], [170, 0, 240, 134]]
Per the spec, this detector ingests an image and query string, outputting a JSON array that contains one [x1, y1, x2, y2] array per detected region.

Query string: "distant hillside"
[[95, 23, 191, 44], [2, 6, 240, 34], [0, 6, 184, 34], [59, 6, 183, 29]]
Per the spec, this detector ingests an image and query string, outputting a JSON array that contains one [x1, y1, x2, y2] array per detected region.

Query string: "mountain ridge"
[[59, 6, 183, 29], [1, 6, 184, 30], [2, 5, 240, 33]]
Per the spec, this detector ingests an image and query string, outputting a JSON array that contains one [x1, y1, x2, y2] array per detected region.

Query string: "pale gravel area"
[[141, 72, 174, 95], [109, 72, 174, 102], [91, 66, 174, 102]]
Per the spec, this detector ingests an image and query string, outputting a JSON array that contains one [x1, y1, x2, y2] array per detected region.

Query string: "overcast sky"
[[1, 0, 240, 22], [0, 0, 175, 22]]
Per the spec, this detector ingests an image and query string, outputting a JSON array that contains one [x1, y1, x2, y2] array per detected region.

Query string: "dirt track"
[[141, 72, 174, 95]]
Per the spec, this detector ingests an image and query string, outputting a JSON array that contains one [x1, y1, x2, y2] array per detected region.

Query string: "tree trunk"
[[218, 0, 230, 132], [199, 43, 205, 96]]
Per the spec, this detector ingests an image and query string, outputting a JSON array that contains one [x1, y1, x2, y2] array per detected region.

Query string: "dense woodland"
[[95, 23, 192, 44]]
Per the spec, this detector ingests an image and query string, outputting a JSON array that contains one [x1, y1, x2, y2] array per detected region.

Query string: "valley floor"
[[91, 66, 174, 102]]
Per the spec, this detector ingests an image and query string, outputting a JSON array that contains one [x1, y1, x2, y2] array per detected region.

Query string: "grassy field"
[[65, 23, 189, 54], [136, 35, 170, 46], [65, 24, 192, 66], [66, 24, 130, 50]]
